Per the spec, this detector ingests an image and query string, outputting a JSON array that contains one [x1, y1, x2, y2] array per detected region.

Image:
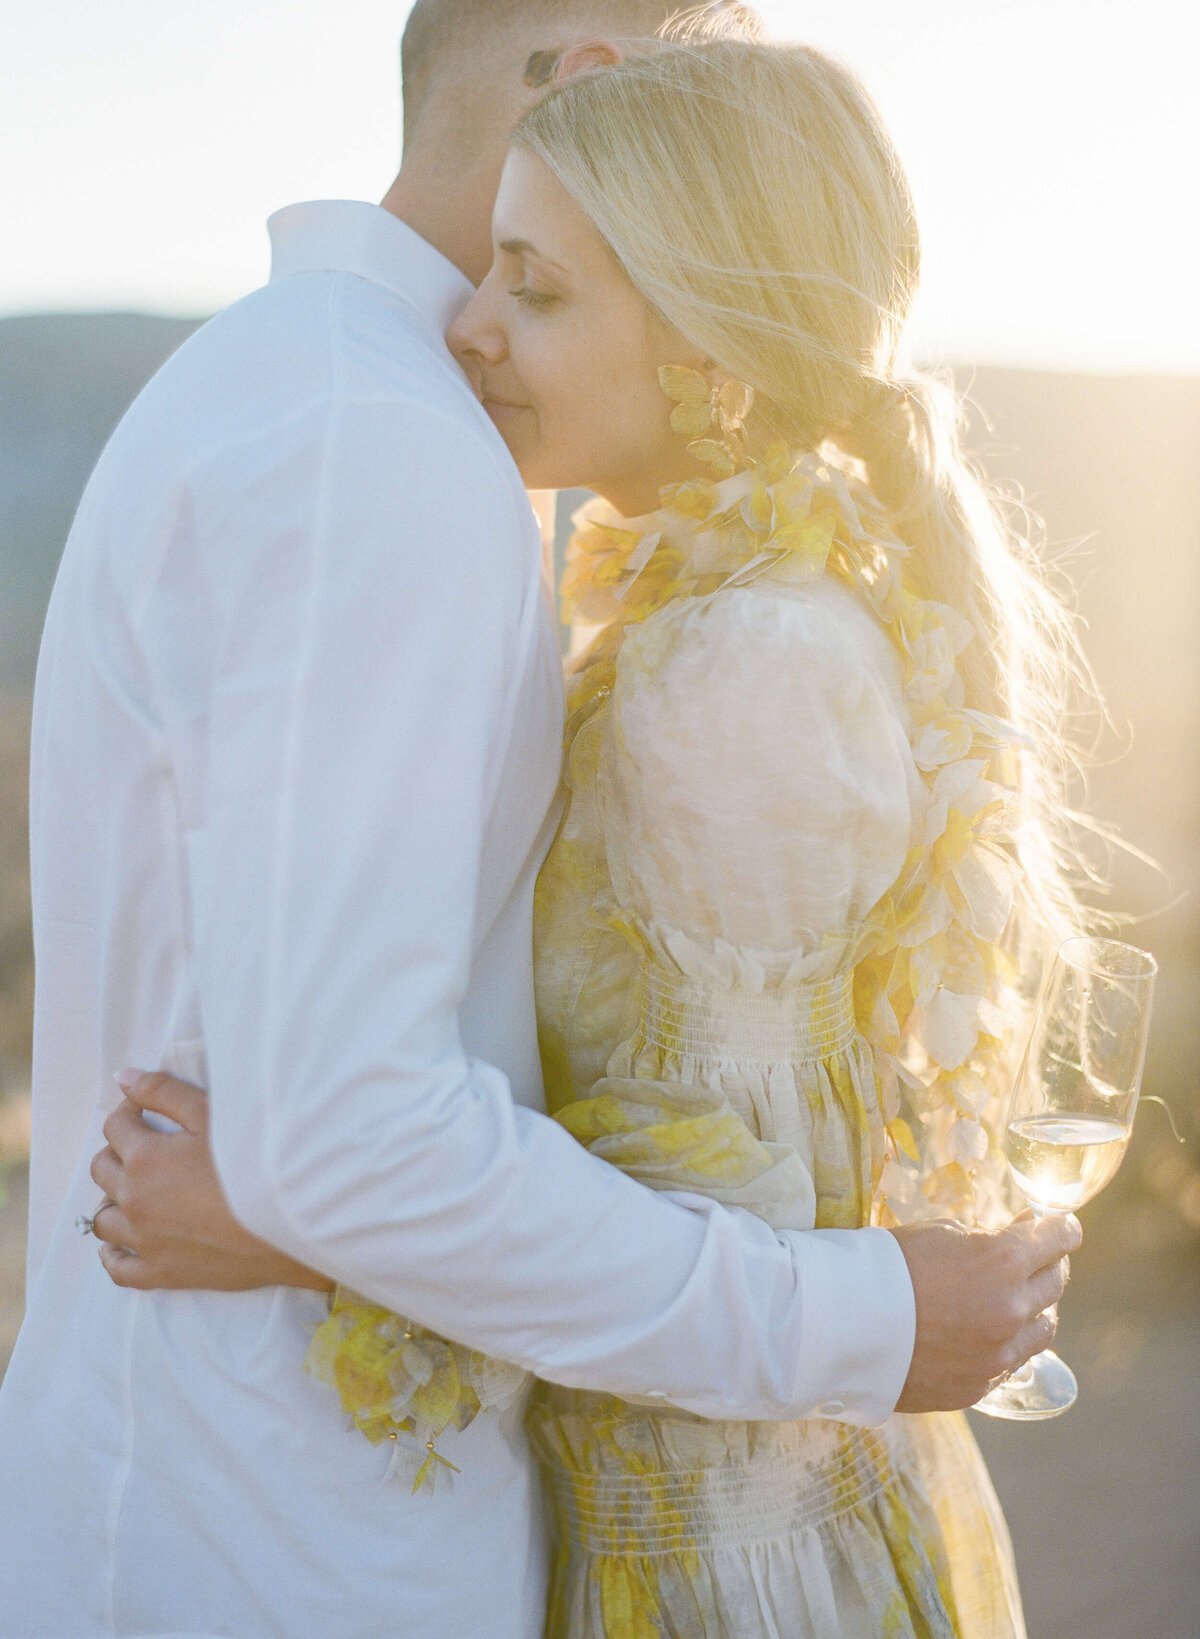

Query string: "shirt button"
[[817, 1399, 846, 1418]]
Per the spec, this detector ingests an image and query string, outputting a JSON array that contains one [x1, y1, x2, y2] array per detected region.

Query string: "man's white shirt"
[[0, 202, 915, 1639]]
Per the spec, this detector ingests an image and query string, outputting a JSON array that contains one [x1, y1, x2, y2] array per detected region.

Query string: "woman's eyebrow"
[[498, 238, 570, 277]]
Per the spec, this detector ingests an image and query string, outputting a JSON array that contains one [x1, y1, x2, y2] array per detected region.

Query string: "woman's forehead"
[[492, 147, 613, 275]]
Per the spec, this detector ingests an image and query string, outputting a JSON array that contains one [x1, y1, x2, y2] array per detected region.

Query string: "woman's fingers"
[[90, 1144, 124, 1203], [98, 1241, 156, 1290], [116, 1070, 208, 1136], [101, 1099, 146, 1162], [90, 1129, 169, 1237], [90, 1199, 138, 1251]]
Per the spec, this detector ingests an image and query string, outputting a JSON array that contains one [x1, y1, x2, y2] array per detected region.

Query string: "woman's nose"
[[447, 285, 508, 374]]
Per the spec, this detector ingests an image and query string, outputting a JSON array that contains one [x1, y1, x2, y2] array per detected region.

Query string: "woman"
[[93, 38, 1090, 1638]]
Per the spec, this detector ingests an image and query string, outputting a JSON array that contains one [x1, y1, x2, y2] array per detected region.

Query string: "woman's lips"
[[482, 396, 533, 424]]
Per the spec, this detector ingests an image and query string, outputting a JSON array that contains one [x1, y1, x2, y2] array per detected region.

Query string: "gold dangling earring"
[[658, 364, 755, 480]]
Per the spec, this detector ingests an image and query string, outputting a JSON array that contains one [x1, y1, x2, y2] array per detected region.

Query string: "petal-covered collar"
[[561, 449, 908, 631]]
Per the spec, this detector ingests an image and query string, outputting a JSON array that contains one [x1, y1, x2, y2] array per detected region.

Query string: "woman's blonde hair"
[[516, 36, 1097, 949]]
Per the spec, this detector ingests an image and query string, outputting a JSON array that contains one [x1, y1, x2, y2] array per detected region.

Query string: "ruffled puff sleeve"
[[552, 576, 920, 1235]]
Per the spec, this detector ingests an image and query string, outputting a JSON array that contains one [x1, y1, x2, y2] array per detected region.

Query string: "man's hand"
[[891, 1213, 1081, 1412], [88, 1072, 332, 1294]]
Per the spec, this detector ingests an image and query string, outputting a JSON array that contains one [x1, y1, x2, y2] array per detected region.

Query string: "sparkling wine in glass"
[[974, 936, 1155, 1420]]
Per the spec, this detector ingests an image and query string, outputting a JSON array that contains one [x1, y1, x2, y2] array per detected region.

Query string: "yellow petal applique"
[[947, 1068, 991, 1118], [940, 925, 989, 998], [657, 363, 711, 405], [577, 521, 643, 557], [930, 807, 975, 873], [686, 437, 737, 478], [908, 934, 946, 1012], [877, 1196, 903, 1229], [889, 1117, 922, 1165], [912, 714, 974, 771], [663, 478, 719, 519], [770, 509, 837, 580], [917, 986, 981, 1071], [773, 471, 814, 525], [895, 879, 955, 948], [739, 479, 774, 534], [951, 841, 1016, 942], [948, 1115, 990, 1165], [411, 1444, 461, 1496], [921, 1160, 974, 1212], [304, 1290, 524, 1485], [716, 376, 754, 430], [927, 756, 990, 815], [927, 598, 976, 656], [670, 400, 715, 438], [907, 626, 959, 704], [410, 1362, 466, 1434], [860, 973, 901, 1053]]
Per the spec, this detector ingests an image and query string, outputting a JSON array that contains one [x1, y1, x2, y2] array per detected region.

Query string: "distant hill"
[[0, 312, 203, 688]]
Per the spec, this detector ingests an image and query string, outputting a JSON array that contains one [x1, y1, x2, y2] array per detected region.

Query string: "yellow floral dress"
[[527, 454, 1027, 1639], [310, 449, 1030, 1638]]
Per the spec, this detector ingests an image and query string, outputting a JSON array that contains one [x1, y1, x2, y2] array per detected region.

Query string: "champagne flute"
[[974, 935, 1156, 1420]]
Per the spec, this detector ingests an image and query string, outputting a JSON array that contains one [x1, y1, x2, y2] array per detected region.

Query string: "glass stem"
[[1010, 1198, 1055, 1386]]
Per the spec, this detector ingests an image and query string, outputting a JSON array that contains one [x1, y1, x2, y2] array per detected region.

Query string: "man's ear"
[[554, 39, 624, 82]]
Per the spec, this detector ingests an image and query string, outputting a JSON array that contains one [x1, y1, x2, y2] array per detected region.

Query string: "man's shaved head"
[[400, 3, 759, 144], [385, 2, 763, 282]]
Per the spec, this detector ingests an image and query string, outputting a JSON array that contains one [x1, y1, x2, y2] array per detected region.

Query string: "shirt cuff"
[[784, 1226, 916, 1425]]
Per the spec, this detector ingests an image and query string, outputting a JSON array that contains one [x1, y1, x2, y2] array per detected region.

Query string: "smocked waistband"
[[639, 960, 857, 1065], [544, 1424, 895, 1556]]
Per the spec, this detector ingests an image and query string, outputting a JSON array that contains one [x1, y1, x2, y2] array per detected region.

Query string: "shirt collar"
[[267, 200, 475, 337]]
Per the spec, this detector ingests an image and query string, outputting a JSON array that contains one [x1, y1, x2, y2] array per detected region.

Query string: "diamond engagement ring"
[[76, 1203, 111, 1237]]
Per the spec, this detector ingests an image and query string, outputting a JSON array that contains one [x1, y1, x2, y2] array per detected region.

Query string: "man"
[[0, 4, 1076, 1635]]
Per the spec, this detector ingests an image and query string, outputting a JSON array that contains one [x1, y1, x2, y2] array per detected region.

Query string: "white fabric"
[[603, 578, 921, 981], [0, 201, 915, 1639]]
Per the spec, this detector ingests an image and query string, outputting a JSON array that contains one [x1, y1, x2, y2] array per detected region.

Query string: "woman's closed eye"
[[508, 285, 559, 312]]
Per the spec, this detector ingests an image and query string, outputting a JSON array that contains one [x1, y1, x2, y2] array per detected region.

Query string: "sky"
[[3, 0, 1198, 373]]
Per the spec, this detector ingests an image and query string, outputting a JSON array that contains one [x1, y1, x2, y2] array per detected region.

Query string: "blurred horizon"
[[7, 309, 1200, 383]]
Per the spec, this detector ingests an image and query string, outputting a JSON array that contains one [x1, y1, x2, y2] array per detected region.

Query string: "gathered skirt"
[[529, 1387, 1025, 1639]]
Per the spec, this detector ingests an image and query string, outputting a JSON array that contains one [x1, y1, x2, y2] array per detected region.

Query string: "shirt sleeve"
[[185, 395, 914, 1425]]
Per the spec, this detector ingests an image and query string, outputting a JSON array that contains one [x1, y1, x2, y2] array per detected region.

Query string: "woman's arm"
[[89, 1073, 332, 1292]]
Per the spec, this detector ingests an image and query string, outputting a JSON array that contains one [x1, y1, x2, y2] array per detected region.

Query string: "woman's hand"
[[88, 1071, 333, 1294]]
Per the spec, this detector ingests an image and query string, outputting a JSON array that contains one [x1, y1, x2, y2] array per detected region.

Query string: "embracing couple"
[[0, 4, 1084, 1636]]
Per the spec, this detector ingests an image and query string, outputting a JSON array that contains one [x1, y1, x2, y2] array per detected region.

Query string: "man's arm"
[[90, 1074, 1078, 1415], [171, 394, 914, 1422]]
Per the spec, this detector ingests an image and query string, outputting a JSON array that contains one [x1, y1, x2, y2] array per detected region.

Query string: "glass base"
[[972, 1349, 1078, 1420]]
